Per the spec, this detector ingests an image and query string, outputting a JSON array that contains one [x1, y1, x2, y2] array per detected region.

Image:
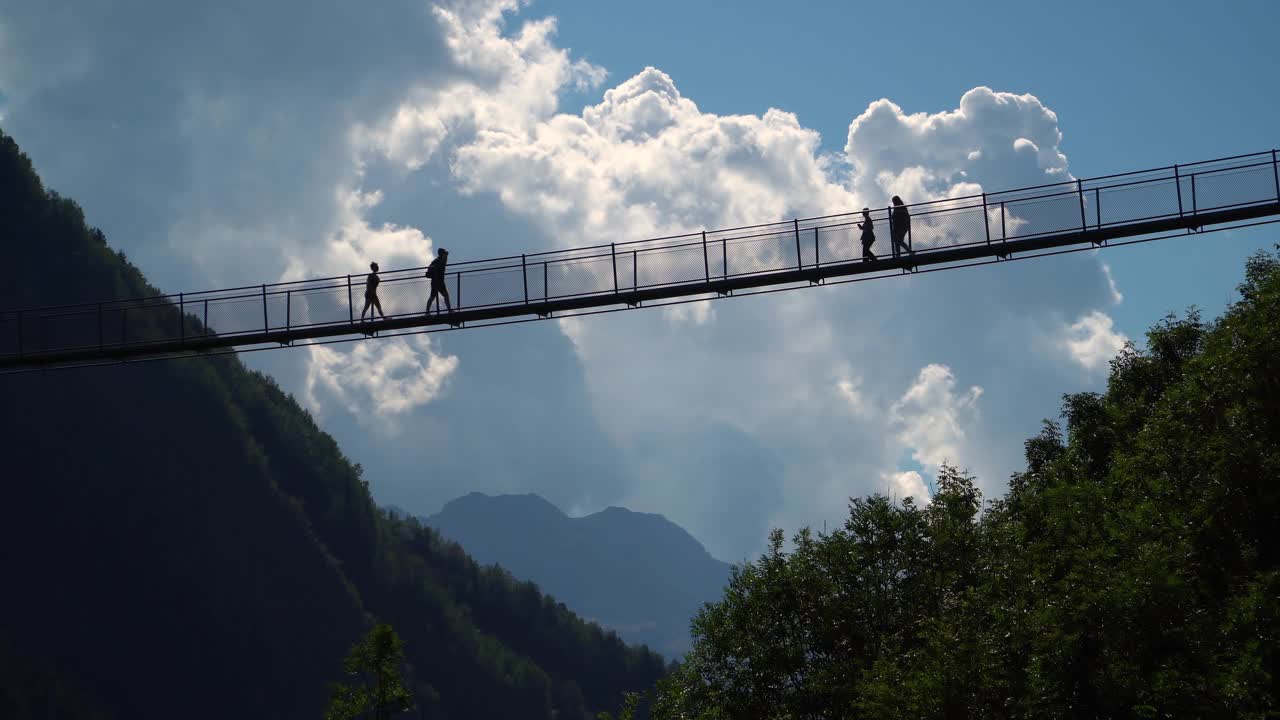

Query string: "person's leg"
[[426, 289, 437, 313], [361, 298, 370, 319], [441, 286, 452, 311], [374, 297, 384, 319]]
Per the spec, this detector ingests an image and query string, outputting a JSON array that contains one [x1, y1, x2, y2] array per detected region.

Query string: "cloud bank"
[[0, 0, 1129, 559]]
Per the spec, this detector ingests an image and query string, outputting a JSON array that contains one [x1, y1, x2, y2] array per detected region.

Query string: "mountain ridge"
[[426, 492, 732, 657]]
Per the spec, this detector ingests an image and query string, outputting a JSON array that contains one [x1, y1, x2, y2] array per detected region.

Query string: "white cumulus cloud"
[[355, 1, 606, 171], [1063, 310, 1128, 372], [890, 364, 983, 477], [884, 470, 931, 504], [845, 87, 1070, 204], [346, 0, 1114, 553], [306, 336, 459, 428]]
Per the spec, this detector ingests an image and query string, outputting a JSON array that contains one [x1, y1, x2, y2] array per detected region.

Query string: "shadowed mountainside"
[[0, 128, 664, 719]]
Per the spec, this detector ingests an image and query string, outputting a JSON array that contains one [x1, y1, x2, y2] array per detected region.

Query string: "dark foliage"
[[652, 250, 1280, 718]]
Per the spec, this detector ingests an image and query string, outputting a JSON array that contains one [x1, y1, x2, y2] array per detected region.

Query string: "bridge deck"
[[3, 150, 1279, 370]]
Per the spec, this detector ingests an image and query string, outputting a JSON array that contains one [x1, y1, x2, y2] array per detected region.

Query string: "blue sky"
[[538, 0, 1280, 338], [0, 0, 1276, 562]]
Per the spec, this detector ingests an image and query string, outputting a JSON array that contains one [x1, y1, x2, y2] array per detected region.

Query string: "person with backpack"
[[890, 195, 911, 257], [425, 248, 452, 314]]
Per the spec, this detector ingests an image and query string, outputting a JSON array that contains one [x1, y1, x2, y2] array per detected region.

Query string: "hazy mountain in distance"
[[426, 493, 732, 658]]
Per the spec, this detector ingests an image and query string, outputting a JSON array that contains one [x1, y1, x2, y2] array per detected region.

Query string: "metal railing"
[[2, 149, 1279, 368]]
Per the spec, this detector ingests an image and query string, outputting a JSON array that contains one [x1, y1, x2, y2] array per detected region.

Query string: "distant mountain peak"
[[426, 492, 731, 658], [441, 491, 567, 517]]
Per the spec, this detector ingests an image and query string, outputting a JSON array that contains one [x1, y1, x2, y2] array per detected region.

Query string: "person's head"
[[439, 248, 449, 258], [861, 207, 870, 216], [370, 261, 379, 272], [892, 196, 903, 206]]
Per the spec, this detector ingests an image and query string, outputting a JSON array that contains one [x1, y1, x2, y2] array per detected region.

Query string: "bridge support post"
[[702, 232, 710, 283], [522, 254, 529, 304], [998, 202, 1009, 259], [722, 239, 728, 279], [612, 243, 619, 293], [794, 219, 802, 269], [1077, 180, 1087, 231], [1095, 188, 1102, 229], [262, 285, 268, 331], [982, 193, 991, 245], [1272, 150, 1279, 202], [347, 275, 354, 324], [179, 293, 185, 345], [285, 291, 291, 332], [1174, 164, 1184, 218], [627, 252, 641, 306], [203, 300, 209, 336], [813, 227, 820, 268]]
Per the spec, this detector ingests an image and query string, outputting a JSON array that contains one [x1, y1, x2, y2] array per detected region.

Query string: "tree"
[[650, 249, 1280, 718], [326, 624, 414, 720]]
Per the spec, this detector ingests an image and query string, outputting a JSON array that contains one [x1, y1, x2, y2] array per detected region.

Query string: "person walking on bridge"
[[425, 248, 452, 315], [858, 208, 877, 261], [360, 262, 385, 322], [890, 196, 911, 257]]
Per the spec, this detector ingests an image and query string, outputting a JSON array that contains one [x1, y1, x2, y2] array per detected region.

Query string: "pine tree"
[[326, 625, 414, 720]]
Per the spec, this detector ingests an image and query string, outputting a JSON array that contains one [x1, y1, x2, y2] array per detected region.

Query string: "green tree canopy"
[[651, 249, 1280, 719], [326, 625, 414, 720]]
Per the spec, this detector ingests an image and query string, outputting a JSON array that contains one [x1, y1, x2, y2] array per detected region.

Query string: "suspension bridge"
[[3, 150, 1279, 372]]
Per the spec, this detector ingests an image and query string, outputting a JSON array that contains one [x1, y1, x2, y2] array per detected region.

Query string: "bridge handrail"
[[2, 148, 1277, 333]]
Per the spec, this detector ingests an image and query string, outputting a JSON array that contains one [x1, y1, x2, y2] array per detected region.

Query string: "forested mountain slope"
[[0, 129, 664, 719]]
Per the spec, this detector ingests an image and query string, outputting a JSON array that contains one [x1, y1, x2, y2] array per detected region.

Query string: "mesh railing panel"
[[1191, 164, 1277, 212], [1094, 178, 1180, 227], [547, 255, 614, 299], [1002, 191, 1085, 239]]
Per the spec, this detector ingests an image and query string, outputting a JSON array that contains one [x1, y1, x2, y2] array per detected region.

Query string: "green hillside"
[[0, 129, 665, 719]]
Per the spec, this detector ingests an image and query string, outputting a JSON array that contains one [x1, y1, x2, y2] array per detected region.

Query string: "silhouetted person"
[[858, 208, 876, 261], [361, 262, 385, 322], [890, 196, 911, 257], [425, 248, 452, 314]]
